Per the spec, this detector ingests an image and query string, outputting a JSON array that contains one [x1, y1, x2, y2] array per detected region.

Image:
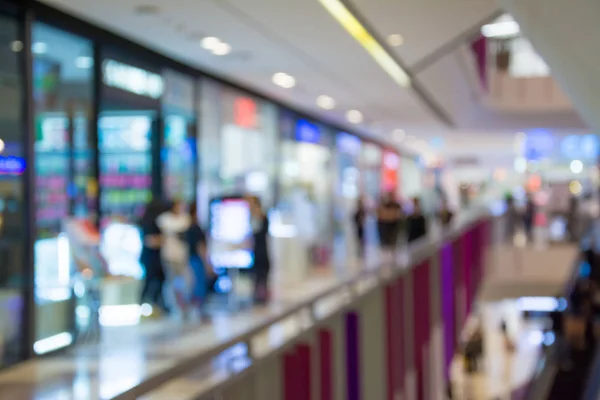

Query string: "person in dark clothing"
[[248, 195, 271, 304], [407, 197, 427, 243], [523, 194, 536, 242], [376, 192, 402, 250], [353, 197, 367, 257], [438, 199, 454, 228], [139, 199, 168, 313], [187, 203, 212, 313]]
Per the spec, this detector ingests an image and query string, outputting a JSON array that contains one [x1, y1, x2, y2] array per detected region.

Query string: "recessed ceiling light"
[[346, 110, 363, 124], [212, 42, 231, 56], [316, 95, 335, 110], [10, 40, 22, 52], [32, 42, 47, 54], [201, 36, 221, 50], [387, 34, 404, 47], [272, 72, 296, 89], [393, 129, 406, 141], [75, 56, 94, 69]]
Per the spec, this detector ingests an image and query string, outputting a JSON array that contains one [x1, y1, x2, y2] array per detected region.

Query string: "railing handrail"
[[111, 206, 491, 400]]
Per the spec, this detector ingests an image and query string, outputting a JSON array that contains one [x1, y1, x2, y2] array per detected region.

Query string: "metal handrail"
[[112, 206, 491, 399]]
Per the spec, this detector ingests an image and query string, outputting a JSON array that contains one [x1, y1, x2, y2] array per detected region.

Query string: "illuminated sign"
[[234, 97, 257, 129], [102, 60, 163, 99], [524, 129, 554, 161], [0, 156, 26, 175], [561, 134, 599, 160], [336, 132, 361, 154], [295, 119, 321, 144]]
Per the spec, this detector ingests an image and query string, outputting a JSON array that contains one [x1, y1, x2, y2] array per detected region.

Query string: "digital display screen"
[[163, 115, 195, 201], [295, 119, 321, 144], [98, 113, 153, 227], [209, 197, 253, 269], [35, 115, 70, 238]]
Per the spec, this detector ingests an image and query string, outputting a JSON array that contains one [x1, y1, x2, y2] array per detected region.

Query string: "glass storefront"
[[333, 133, 361, 259], [0, 10, 27, 367], [162, 69, 196, 202], [0, 2, 402, 365], [32, 22, 95, 353], [198, 78, 278, 226], [278, 112, 334, 265]]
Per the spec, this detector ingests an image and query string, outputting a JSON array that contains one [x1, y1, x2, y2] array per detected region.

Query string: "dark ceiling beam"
[[411, 8, 505, 74], [342, 0, 455, 128]]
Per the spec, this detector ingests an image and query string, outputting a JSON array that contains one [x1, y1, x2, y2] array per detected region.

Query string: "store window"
[[0, 12, 27, 366], [198, 79, 277, 226], [277, 113, 334, 265], [333, 132, 361, 255], [32, 23, 95, 354], [162, 69, 196, 202]]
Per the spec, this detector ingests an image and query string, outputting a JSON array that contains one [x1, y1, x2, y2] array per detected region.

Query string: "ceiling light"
[[0, 139, 4, 154], [10, 40, 22, 52], [481, 21, 520, 38], [32, 42, 47, 54], [201, 36, 221, 50], [346, 110, 363, 124], [272, 72, 296, 89], [316, 95, 335, 110], [212, 42, 231, 56], [318, 0, 410, 88], [387, 34, 404, 47], [75, 56, 94, 69], [392, 129, 405, 141]]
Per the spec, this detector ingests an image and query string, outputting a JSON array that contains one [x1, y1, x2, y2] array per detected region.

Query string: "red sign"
[[234, 97, 257, 129], [381, 150, 399, 192]]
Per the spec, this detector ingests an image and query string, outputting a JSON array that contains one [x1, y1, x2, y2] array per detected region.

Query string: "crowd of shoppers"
[[138, 194, 272, 318], [354, 192, 453, 255]]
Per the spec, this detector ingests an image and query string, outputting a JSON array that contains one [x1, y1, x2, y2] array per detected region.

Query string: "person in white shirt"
[[157, 200, 191, 314]]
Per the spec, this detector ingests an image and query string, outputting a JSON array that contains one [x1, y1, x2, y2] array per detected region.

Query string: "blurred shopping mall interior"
[[0, 0, 599, 399]]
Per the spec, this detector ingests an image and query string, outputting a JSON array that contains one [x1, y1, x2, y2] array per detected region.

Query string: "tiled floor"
[[450, 301, 545, 400]]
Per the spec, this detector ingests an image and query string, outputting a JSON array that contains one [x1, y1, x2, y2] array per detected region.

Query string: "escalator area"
[[524, 221, 600, 400]]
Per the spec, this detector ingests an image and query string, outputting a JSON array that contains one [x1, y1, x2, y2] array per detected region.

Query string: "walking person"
[[353, 197, 367, 258], [186, 202, 213, 319], [248, 195, 271, 304], [523, 194, 536, 243], [139, 199, 168, 315], [376, 192, 402, 256], [407, 197, 428, 243], [157, 200, 192, 316]]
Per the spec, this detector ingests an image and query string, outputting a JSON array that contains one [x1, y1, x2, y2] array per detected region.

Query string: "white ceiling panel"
[[350, 0, 499, 67]]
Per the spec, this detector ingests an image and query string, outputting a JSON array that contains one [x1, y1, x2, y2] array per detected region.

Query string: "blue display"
[[295, 119, 321, 144], [0, 156, 26, 175]]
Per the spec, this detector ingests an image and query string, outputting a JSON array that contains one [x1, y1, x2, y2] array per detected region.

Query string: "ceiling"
[[38, 0, 587, 153]]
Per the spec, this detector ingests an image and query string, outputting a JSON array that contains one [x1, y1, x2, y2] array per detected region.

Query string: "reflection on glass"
[[32, 23, 95, 353], [98, 111, 153, 227]]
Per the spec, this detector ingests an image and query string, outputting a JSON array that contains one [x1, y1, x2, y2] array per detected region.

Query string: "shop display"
[[163, 115, 195, 201], [98, 113, 153, 227], [209, 197, 253, 270]]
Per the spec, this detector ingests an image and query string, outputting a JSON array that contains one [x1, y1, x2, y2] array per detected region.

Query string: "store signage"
[[0, 156, 26, 175], [381, 151, 399, 191], [524, 129, 554, 161], [102, 60, 164, 99], [337, 132, 361, 155], [234, 97, 257, 129], [295, 119, 321, 144], [560, 134, 599, 160]]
